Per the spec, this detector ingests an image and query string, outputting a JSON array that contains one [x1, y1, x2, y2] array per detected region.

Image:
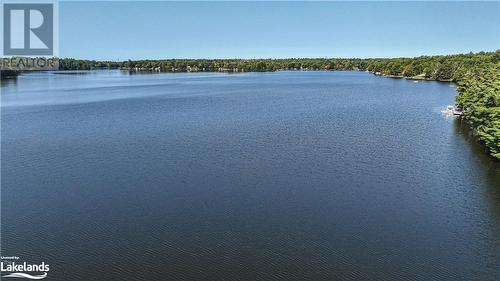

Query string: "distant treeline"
[[60, 50, 499, 80], [58, 59, 122, 70], [17, 51, 500, 159]]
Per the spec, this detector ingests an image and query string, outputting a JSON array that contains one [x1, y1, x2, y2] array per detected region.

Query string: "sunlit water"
[[1, 71, 499, 280]]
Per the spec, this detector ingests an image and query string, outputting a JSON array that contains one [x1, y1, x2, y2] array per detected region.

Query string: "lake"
[[1, 71, 499, 280]]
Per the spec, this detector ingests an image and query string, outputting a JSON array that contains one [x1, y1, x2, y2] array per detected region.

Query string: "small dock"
[[441, 105, 463, 116]]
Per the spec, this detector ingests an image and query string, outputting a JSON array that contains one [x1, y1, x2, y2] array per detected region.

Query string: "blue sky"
[[59, 1, 500, 60]]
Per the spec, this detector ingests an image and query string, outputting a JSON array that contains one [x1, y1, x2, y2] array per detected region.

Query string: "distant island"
[[2, 51, 499, 159]]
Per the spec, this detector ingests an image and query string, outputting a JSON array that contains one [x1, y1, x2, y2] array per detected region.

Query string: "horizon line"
[[58, 49, 500, 62]]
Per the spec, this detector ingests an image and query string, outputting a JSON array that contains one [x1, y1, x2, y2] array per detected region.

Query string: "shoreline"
[[3, 55, 498, 160]]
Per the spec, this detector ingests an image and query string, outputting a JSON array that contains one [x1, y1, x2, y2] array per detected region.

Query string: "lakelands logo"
[[1, 0, 59, 70], [1, 256, 49, 279]]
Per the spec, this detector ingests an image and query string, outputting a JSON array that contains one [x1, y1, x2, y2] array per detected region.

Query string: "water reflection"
[[52, 71, 92, 75], [454, 119, 500, 223], [0, 76, 18, 87]]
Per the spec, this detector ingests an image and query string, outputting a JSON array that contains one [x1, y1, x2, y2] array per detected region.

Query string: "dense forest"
[[455, 61, 499, 159], [7, 51, 500, 159]]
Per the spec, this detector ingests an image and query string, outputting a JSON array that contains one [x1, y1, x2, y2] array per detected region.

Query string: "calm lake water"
[[1, 71, 499, 280]]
